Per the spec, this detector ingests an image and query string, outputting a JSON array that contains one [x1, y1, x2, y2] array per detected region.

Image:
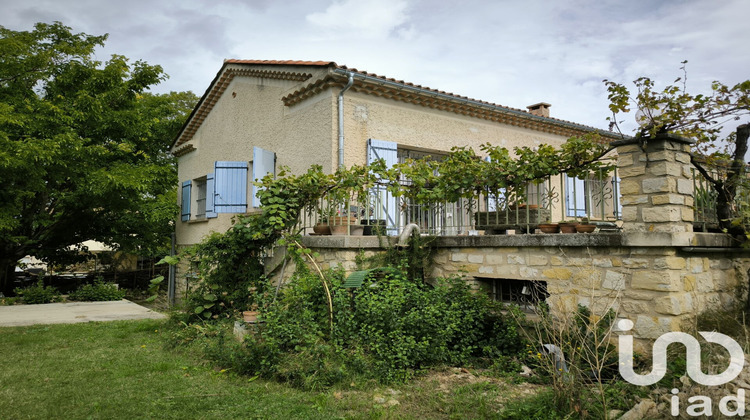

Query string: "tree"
[[604, 62, 750, 238], [0, 22, 198, 295]]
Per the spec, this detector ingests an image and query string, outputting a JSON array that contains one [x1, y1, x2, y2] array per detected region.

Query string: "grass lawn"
[[0, 319, 544, 419]]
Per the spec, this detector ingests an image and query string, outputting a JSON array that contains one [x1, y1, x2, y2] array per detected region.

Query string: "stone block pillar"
[[614, 134, 695, 233]]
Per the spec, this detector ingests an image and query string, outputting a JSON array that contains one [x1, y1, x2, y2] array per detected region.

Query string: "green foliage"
[[13, 279, 62, 304], [184, 264, 523, 388], [376, 135, 614, 206], [68, 278, 125, 301], [604, 63, 750, 238], [334, 271, 524, 381], [521, 303, 624, 418], [0, 21, 198, 295], [604, 61, 750, 152]]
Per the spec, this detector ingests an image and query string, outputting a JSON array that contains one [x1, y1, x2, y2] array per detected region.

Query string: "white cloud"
[[1, 0, 748, 133], [306, 0, 411, 39]]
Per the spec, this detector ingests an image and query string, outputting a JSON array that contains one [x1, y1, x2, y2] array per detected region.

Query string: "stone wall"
[[299, 233, 749, 352]]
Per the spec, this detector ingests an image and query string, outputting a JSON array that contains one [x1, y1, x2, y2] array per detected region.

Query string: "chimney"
[[527, 102, 551, 118]]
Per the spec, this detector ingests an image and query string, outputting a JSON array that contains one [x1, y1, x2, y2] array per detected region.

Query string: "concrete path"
[[0, 300, 166, 327]]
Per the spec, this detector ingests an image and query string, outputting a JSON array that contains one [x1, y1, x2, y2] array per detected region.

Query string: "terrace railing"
[[300, 168, 622, 236]]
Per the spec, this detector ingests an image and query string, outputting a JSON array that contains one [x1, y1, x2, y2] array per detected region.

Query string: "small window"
[[194, 177, 207, 219], [477, 278, 549, 310]]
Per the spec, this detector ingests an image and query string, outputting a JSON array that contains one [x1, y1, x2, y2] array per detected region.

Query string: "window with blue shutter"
[[214, 161, 248, 213], [367, 139, 399, 234], [205, 172, 217, 218], [252, 147, 276, 208], [181, 180, 192, 221]]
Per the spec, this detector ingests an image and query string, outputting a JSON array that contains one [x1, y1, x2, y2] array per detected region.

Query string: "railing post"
[[614, 134, 695, 233]]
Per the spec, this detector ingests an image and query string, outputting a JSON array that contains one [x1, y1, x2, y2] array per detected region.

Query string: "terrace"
[[276, 134, 750, 347]]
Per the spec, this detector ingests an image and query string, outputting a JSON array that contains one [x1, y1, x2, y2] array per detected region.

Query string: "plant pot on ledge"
[[361, 219, 386, 236], [331, 216, 362, 235], [559, 222, 579, 234], [538, 223, 560, 234], [575, 224, 596, 233], [312, 222, 331, 235]]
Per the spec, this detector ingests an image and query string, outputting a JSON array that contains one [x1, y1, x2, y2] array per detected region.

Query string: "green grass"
[[0, 319, 544, 419]]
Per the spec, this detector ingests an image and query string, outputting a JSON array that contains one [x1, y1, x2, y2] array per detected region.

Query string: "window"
[[564, 173, 621, 220], [194, 177, 207, 219], [252, 147, 276, 208], [477, 278, 548, 311], [181, 151, 278, 223]]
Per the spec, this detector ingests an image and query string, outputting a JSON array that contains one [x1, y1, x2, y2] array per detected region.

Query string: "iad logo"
[[617, 319, 746, 417]]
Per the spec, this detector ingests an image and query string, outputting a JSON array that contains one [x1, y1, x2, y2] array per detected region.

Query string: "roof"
[[171, 60, 620, 150]]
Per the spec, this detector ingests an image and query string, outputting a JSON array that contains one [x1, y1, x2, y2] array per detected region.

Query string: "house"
[[171, 60, 750, 348], [171, 60, 620, 246]]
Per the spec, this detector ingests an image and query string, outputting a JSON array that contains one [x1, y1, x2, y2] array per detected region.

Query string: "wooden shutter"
[[214, 161, 248, 213], [181, 180, 192, 221], [252, 147, 276, 208]]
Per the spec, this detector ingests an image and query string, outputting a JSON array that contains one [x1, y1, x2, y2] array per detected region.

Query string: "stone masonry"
[[293, 134, 750, 353]]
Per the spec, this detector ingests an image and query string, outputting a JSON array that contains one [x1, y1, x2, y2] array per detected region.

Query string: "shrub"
[[334, 270, 523, 381], [14, 280, 62, 304], [167, 263, 527, 388], [68, 278, 125, 301]]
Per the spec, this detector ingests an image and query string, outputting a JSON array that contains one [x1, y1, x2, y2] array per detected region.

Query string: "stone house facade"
[[170, 60, 618, 248]]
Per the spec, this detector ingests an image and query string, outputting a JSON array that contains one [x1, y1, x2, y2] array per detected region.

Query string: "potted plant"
[[538, 222, 559, 234], [243, 303, 260, 324], [559, 220, 579, 234], [331, 209, 363, 235], [312, 215, 331, 235], [575, 217, 596, 233]]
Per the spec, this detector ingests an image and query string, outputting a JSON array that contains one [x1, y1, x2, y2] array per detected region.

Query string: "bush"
[[14, 280, 62, 304], [68, 278, 125, 301], [334, 270, 523, 381], [167, 262, 526, 389]]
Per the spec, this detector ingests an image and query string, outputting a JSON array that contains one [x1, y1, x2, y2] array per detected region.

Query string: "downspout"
[[397, 223, 421, 247], [337, 71, 355, 168]]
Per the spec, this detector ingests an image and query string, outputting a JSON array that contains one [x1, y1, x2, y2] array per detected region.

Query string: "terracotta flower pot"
[[312, 223, 331, 235], [575, 224, 596, 233], [559, 222, 578, 234], [538, 223, 559, 234], [331, 216, 357, 235], [243, 310, 259, 323]]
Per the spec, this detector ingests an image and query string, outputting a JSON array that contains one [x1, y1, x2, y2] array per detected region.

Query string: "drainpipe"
[[397, 223, 421, 247], [337, 71, 354, 168]]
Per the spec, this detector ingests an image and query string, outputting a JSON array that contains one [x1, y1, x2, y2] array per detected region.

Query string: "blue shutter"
[[252, 147, 276, 208], [565, 174, 587, 217], [367, 139, 398, 235], [181, 180, 192, 221], [205, 173, 217, 218], [214, 161, 248, 213]]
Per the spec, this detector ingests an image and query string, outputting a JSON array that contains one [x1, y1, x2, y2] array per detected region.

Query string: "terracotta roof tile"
[[224, 59, 336, 67]]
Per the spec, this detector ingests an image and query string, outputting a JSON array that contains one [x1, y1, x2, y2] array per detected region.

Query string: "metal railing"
[[299, 168, 622, 236], [692, 167, 750, 232]]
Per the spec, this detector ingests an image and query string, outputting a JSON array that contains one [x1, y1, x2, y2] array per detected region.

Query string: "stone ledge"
[[301, 232, 740, 250]]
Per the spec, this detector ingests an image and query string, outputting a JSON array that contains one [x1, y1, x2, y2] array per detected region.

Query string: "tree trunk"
[[716, 125, 749, 235], [0, 258, 18, 297]]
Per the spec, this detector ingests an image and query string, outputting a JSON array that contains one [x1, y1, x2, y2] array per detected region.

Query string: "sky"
[[2, 0, 749, 135]]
